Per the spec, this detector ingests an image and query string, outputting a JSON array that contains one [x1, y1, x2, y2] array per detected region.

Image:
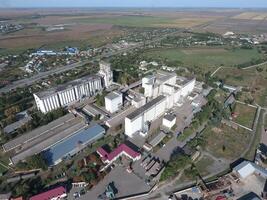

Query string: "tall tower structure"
[[98, 61, 113, 88]]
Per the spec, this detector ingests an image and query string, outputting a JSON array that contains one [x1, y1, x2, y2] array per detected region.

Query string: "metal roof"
[[163, 114, 176, 122], [3, 113, 75, 152], [43, 124, 105, 166], [105, 91, 121, 100], [149, 131, 166, 147], [35, 75, 101, 98], [3, 115, 32, 134], [127, 95, 166, 120]]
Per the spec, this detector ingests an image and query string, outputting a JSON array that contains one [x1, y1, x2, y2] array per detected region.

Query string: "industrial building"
[[4, 113, 87, 165], [125, 95, 166, 137], [97, 143, 141, 166], [125, 71, 195, 138], [162, 114, 176, 130], [233, 161, 267, 179], [43, 124, 105, 166], [34, 75, 102, 113], [34, 61, 113, 113], [3, 111, 32, 134], [105, 91, 123, 113], [98, 61, 113, 88]]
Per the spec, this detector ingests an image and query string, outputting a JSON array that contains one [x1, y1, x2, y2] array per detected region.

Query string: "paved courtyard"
[[68, 166, 151, 200]]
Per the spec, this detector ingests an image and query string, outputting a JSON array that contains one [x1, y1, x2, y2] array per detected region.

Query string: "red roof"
[[97, 143, 140, 162], [29, 186, 66, 200], [215, 196, 226, 200]]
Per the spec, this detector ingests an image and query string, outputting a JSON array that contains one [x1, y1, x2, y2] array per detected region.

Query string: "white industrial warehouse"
[[34, 62, 113, 113], [125, 71, 196, 138], [105, 91, 123, 113]]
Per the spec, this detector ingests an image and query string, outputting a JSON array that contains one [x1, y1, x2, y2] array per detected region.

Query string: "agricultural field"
[[143, 47, 263, 68], [0, 25, 123, 54], [202, 124, 251, 160], [0, 9, 221, 52], [69, 15, 215, 28], [232, 12, 267, 20], [233, 102, 257, 129]]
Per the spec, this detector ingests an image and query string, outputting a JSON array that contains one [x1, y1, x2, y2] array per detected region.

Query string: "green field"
[[72, 15, 172, 27], [144, 47, 263, 67], [233, 103, 257, 129]]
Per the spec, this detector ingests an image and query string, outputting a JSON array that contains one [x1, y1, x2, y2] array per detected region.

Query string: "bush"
[[160, 154, 190, 181]]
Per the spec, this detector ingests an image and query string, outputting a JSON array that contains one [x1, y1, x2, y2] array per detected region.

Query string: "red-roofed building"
[[29, 186, 67, 200], [97, 143, 141, 166]]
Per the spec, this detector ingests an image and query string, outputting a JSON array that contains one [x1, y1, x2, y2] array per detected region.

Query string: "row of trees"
[[16, 154, 48, 171], [0, 88, 33, 124], [95, 91, 108, 107], [160, 154, 190, 181], [1, 108, 68, 143]]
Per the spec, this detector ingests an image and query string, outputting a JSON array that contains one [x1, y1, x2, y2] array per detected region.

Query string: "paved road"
[[0, 30, 184, 94], [0, 61, 91, 93]]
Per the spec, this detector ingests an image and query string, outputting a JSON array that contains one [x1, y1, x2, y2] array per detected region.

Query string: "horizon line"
[[1, 6, 267, 9]]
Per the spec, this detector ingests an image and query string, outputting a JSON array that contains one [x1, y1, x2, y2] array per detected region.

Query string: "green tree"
[[160, 154, 190, 181], [26, 154, 48, 170], [81, 171, 97, 183]]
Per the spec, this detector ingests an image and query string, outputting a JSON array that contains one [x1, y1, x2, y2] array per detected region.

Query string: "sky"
[[0, 0, 267, 8]]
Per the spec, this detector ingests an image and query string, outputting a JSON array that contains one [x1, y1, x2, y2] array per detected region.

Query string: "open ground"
[[143, 47, 263, 68], [2, 9, 267, 52], [233, 102, 257, 129]]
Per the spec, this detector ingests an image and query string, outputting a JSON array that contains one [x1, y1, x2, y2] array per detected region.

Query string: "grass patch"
[[70, 15, 211, 28], [215, 66, 267, 107], [72, 16, 171, 27], [202, 124, 251, 160], [233, 103, 257, 129], [195, 155, 214, 176], [177, 127, 195, 142], [144, 47, 263, 68]]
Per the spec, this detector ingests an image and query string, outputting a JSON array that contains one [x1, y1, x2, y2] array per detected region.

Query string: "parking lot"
[[68, 166, 151, 200], [155, 100, 195, 161]]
